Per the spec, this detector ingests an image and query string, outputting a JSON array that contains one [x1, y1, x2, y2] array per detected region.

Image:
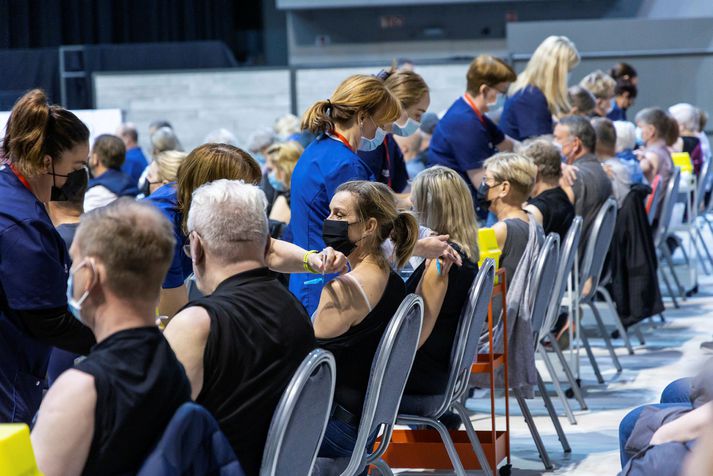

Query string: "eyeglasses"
[[183, 231, 198, 258]]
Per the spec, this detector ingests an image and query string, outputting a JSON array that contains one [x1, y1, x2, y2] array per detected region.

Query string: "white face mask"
[[391, 117, 421, 137], [635, 126, 645, 145]]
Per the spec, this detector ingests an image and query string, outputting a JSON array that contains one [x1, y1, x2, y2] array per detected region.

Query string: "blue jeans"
[[618, 377, 693, 468]]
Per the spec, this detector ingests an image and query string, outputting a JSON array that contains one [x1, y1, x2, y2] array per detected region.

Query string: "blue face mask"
[[268, 171, 287, 192], [66, 260, 94, 322], [635, 126, 645, 147], [252, 153, 266, 167], [359, 126, 386, 152], [391, 118, 421, 137]]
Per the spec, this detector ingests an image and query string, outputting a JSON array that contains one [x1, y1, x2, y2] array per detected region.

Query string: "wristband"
[[303, 250, 320, 273]]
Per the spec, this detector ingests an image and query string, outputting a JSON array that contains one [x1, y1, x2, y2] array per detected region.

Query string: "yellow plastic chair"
[[0, 424, 42, 476], [671, 152, 693, 174], [478, 228, 501, 282]]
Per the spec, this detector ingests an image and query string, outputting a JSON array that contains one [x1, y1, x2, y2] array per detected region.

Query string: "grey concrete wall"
[[94, 69, 291, 153]]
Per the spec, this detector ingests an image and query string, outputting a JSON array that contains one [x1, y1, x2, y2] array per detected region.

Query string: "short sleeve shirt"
[[499, 86, 554, 141], [144, 183, 191, 289], [428, 97, 505, 195], [358, 134, 409, 193], [288, 135, 375, 316]]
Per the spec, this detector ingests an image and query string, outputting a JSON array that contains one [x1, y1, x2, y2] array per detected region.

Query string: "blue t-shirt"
[[358, 134, 409, 193], [499, 86, 553, 141], [288, 135, 375, 315], [122, 147, 149, 187], [0, 164, 70, 421], [144, 183, 192, 289], [616, 149, 644, 184], [607, 101, 627, 121], [428, 96, 505, 195]]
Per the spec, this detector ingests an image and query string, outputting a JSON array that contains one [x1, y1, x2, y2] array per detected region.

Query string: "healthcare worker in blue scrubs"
[[289, 74, 403, 315], [428, 55, 517, 216], [358, 70, 431, 193], [0, 89, 96, 423], [499, 35, 580, 141]]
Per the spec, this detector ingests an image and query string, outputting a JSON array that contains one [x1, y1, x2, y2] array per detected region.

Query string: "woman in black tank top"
[[312, 181, 418, 459]]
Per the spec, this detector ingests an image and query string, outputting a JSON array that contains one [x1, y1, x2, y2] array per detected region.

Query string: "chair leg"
[[588, 302, 623, 372], [514, 388, 554, 470], [662, 244, 686, 300], [396, 415, 467, 476], [370, 458, 394, 476], [451, 402, 493, 476], [659, 263, 680, 308], [597, 286, 634, 355], [536, 371, 572, 453], [658, 313, 666, 323], [538, 346, 577, 424], [695, 226, 713, 273], [633, 325, 646, 345], [580, 324, 605, 384], [549, 332, 588, 410]]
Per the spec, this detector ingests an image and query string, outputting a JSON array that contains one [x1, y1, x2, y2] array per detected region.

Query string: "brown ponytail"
[[390, 211, 419, 269], [300, 75, 402, 135], [3, 89, 89, 177]]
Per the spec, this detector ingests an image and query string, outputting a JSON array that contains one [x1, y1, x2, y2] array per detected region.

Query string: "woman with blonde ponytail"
[[0, 89, 94, 423], [313, 180, 417, 458], [500, 35, 580, 141], [290, 74, 402, 315]]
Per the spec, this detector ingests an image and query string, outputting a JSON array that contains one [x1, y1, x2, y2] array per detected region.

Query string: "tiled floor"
[[393, 273, 713, 476]]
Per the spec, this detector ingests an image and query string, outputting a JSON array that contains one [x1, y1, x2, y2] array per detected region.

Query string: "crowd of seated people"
[[2, 34, 713, 476]]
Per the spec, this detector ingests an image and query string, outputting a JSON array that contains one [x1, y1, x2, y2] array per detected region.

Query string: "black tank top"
[[527, 187, 575, 239], [404, 245, 478, 395], [76, 327, 191, 476], [318, 270, 406, 417]]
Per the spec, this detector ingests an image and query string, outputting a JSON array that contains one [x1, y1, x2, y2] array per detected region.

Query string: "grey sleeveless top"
[[501, 218, 530, 290]]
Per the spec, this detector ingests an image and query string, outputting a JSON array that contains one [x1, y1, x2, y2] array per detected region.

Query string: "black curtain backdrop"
[[0, 0, 236, 50]]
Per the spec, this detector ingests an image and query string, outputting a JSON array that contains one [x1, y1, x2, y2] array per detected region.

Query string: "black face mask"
[[322, 219, 359, 257], [475, 181, 492, 212], [51, 168, 89, 201], [139, 179, 151, 197]]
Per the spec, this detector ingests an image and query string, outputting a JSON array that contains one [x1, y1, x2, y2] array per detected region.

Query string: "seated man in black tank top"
[[164, 180, 315, 475], [523, 140, 575, 238], [31, 199, 191, 476], [313, 181, 418, 459]]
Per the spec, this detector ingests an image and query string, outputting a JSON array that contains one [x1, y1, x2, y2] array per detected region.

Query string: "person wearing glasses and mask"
[[428, 55, 517, 215], [0, 89, 96, 423]]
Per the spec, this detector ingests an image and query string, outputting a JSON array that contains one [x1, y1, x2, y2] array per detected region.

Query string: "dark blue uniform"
[[358, 134, 409, 193], [499, 85, 554, 141]]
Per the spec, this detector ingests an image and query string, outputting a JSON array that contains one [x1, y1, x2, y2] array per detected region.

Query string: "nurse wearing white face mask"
[[288, 75, 402, 316], [428, 55, 518, 217], [358, 70, 431, 193]]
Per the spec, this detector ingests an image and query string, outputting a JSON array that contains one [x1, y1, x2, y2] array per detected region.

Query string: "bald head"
[[75, 198, 175, 302], [116, 123, 139, 148]]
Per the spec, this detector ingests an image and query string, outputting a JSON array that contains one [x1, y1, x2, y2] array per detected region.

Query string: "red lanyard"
[[383, 135, 392, 189], [463, 93, 486, 126], [328, 130, 355, 153], [8, 162, 32, 191]]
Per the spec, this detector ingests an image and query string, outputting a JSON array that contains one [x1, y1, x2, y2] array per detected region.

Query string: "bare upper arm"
[[31, 370, 96, 476], [163, 306, 211, 400], [313, 276, 369, 340], [492, 222, 507, 250], [524, 204, 544, 226]]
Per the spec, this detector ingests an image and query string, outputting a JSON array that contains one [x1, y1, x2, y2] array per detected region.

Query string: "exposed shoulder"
[[492, 222, 508, 249], [524, 204, 544, 225], [164, 305, 211, 339], [43, 369, 96, 412]]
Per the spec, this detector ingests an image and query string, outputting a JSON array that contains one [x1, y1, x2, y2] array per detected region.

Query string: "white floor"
[[394, 272, 713, 476]]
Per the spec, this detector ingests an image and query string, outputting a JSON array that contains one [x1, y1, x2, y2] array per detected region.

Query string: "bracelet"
[[303, 250, 319, 273]]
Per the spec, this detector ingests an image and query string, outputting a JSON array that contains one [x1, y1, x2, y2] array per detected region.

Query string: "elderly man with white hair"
[[164, 179, 315, 476], [669, 103, 704, 176]]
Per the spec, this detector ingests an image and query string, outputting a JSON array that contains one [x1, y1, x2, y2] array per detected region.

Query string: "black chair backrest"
[[579, 198, 618, 301], [527, 233, 560, 344], [543, 217, 583, 335], [341, 294, 423, 476], [654, 167, 682, 247], [260, 349, 336, 476]]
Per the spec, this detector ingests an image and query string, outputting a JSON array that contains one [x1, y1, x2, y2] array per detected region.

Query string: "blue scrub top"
[[144, 183, 192, 289], [428, 97, 505, 196], [0, 164, 70, 423], [122, 147, 148, 186], [288, 135, 375, 316], [358, 134, 409, 193], [499, 86, 553, 141], [607, 101, 627, 121]]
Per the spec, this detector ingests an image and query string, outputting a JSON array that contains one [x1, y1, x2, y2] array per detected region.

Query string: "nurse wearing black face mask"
[[312, 180, 418, 460]]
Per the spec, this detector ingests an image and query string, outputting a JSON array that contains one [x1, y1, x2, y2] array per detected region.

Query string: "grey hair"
[[669, 103, 701, 133], [187, 179, 269, 262], [151, 126, 182, 154], [246, 127, 276, 153], [273, 114, 301, 140], [558, 115, 596, 151], [204, 128, 238, 147], [613, 120, 636, 152]]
